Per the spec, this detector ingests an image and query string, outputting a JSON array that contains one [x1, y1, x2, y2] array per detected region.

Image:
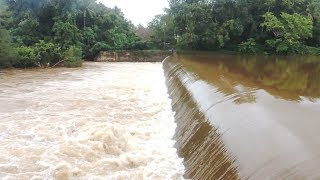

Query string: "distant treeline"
[[0, 0, 147, 68], [148, 0, 320, 55]]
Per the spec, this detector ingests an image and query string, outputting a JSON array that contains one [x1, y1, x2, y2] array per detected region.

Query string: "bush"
[[89, 42, 112, 59], [15, 46, 38, 67], [305, 46, 320, 55], [15, 41, 62, 67], [63, 46, 83, 68], [238, 38, 260, 54], [33, 40, 62, 65]]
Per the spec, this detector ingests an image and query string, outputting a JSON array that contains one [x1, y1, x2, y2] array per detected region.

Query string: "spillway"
[[163, 54, 320, 179], [1, 53, 320, 179]]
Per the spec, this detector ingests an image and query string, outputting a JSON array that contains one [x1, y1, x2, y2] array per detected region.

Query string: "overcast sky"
[[98, 0, 169, 27]]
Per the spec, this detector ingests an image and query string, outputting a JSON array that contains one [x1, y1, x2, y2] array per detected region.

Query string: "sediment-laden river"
[[0, 62, 184, 179], [164, 54, 320, 179], [1, 54, 320, 180]]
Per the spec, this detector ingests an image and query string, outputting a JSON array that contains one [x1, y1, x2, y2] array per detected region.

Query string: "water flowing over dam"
[[1, 54, 320, 179], [163, 54, 320, 179]]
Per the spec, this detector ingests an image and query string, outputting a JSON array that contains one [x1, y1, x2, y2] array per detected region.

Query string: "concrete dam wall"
[[162, 54, 320, 180]]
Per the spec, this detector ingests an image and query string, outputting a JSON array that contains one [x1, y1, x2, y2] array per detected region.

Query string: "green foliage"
[[90, 42, 112, 57], [15, 46, 38, 67], [305, 46, 320, 55], [177, 33, 199, 49], [261, 12, 285, 33], [217, 19, 244, 48], [0, 0, 144, 68], [0, 0, 12, 28], [266, 39, 290, 53], [14, 41, 62, 67], [261, 12, 313, 54], [52, 21, 82, 50], [0, 1, 16, 67], [0, 29, 16, 67], [33, 40, 62, 65], [150, 0, 320, 54], [149, 14, 176, 49], [238, 38, 260, 54], [281, 13, 313, 40], [81, 27, 97, 58], [63, 46, 83, 67], [12, 18, 40, 46]]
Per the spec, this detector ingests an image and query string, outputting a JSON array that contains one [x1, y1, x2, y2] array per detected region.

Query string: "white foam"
[[0, 62, 185, 179]]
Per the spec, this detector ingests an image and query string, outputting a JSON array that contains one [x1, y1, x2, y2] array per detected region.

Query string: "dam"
[[0, 53, 320, 179], [164, 54, 320, 179]]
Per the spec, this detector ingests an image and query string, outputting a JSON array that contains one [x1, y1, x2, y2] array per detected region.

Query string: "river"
[[1, 54, 320, 180], [164, 53, 320, 179], [0, 62, 184, 179]]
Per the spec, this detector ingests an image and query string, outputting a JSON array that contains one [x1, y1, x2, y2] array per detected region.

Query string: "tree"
[[1, 0, 144, 67], [149, 14, 176, 49], [0, 29, 16, 67], [0, 0, 16, 67], [63, 46, 82, 67], [136, 25, 151, 41], [261, 12, 313, 53], [52, 20, 82, 50], [149, 0, 320, 53]]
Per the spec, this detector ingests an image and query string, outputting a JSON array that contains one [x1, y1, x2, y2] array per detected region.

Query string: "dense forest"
[[1, 0, 320, 68], [149, 0, 320, 54], [0, 0, 146, 68]]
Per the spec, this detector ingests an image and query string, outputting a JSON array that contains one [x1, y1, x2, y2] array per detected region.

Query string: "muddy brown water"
[[0, 62, 184, 179], [1, 55, 320, 179], [163, 53, 320, 180]]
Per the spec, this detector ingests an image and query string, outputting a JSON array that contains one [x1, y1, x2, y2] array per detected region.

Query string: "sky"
[[98, 0, 169, 27]]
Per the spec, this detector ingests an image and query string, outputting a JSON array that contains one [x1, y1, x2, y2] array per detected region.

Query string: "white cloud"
[[98, 0, 168, 27]]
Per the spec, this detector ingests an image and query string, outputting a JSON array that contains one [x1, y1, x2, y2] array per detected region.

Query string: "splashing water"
[[0, 62, 185, 179]]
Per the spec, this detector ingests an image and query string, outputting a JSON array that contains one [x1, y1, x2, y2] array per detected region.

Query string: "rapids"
[[0, 62, 185, 179]]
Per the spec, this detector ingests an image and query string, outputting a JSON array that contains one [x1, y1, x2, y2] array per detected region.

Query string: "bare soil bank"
[[94, 50, 171, 62]]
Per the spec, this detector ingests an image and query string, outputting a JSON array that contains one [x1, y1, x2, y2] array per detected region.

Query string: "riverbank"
[[0, 50, 171, 69], [0, 62, 184, 179], [94, 50, 170, 62]]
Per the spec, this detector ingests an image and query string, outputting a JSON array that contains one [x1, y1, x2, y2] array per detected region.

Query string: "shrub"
[[89, 42, 112, 58], [63, 46, 83, 68], [238, 38, 260, 54], [14, 41, 62, 67], [15, 46, 38, 67], [33, 40, 62, 65], [305, 46, 320, 55]]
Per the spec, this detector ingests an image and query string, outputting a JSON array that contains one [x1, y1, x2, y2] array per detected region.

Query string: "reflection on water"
[[0, 62, 184, 179], [164, 54, 320, 179], [181, 54, 320, 102]]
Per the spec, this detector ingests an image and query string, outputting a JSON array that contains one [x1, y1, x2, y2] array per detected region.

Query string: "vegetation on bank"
[[148, 0, 320, 55], [1, 0, 320, 69], [0, 0, 147, 68]]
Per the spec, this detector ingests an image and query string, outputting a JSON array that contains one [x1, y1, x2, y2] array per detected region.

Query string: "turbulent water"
[[164, 54, 320, 180], [0, 62, 185, 179], [2, 55, 320, 180]]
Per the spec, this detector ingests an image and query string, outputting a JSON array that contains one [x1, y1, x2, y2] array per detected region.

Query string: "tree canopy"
[[149, 0, 320, 54], [0, 0, 146, 68]]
